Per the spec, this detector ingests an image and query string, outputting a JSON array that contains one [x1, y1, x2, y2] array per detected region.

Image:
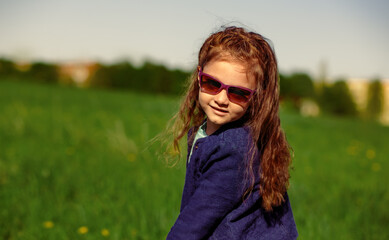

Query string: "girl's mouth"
[[211, 106, 228, 114]]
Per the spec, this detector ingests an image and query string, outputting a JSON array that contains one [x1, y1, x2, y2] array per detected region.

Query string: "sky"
[[0, 0, 388, 80]]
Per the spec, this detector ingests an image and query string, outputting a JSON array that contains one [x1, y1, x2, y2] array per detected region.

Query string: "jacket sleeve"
[[167, 143, 245, 240]]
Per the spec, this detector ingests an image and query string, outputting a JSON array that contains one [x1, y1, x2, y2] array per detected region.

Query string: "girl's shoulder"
[[211, 124, 251, 144], [218, 125, 250, 140], [188, 122, 251, 144], [194, 124, 257, 182], [188, 121, 255, 159], [202, 124, 253, 156]]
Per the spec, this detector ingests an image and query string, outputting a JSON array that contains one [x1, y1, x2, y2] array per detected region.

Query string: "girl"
[[166, 26, 298, 239]]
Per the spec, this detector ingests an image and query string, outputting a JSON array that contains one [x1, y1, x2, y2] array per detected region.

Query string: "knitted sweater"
[[167, 121, 298, 239]]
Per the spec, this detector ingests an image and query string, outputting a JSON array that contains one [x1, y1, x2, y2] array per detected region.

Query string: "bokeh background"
[[1, 0, 388, 239]]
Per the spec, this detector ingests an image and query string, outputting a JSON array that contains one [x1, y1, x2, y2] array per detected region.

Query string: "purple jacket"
[[167, 121, 298, 239]]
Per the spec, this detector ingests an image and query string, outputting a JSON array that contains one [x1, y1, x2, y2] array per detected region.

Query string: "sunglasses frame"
[[198, 70, 256, 104]]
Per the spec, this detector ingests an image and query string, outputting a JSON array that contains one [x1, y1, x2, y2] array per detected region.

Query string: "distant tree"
[[133, 61, 189, 95], [318, 80, 358, 116], [89, 60, 190, 95], [142, 61, 171, 93], [365, 79, 384, 120], [279, 73, 290, 100], [89, 64, 113, 88], [28, 62, 59, 83], [289, 72, 315, 98], [279, 72, 315, 108], [0, 58, 17, 77], [109, 61, 137, 89], [170, 69, 190, 95]]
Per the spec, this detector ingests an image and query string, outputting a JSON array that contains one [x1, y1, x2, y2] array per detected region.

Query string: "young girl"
[[166, 26, 298, 239]]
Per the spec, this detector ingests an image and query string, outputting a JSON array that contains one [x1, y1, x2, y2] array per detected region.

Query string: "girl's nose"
[[214, 89, 229, 106]]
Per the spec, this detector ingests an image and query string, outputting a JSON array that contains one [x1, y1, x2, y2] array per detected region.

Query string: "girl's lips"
[[211, 105, 228, 114]]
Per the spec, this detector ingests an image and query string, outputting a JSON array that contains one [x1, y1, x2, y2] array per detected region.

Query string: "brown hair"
[[168, 26, 292, 211]]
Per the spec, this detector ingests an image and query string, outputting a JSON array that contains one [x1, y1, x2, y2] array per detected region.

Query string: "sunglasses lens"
[[199, 72, 254, 104], [228, 87, 252, 104], [200, 75, 221, 94]]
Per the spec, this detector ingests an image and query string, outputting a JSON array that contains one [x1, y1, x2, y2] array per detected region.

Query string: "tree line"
[[90, 61, 190, 95], [0, 57, 384, 121], [0, 58, 190, 95], [280, 72, 384, 120]]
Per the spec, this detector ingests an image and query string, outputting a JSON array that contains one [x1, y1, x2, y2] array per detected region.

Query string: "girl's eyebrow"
[[201, 71, 220, 82], [202, 71, 224, 82], [202, 71, 254, 90]]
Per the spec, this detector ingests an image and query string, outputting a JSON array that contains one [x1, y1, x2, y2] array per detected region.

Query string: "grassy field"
[[0, 79, 388, 239]]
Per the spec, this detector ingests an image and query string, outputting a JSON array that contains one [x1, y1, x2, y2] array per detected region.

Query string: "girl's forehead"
[[203, 59, 246, 73], [203, 60, 256, 88], [204, 53, 259, 74]]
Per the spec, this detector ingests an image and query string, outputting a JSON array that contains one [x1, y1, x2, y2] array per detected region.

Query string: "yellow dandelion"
[[43, 221, 54, 229], [347, 140, 364, 156], [127, 153, 136, 162], [66, 147, 75, 156], [78, 226, 89, 234], [101, 228, 110, 237], [366, 149, 376, 159], [372, 162, 381, 172], [131, 229, 137, 237], [347, 145, 358, 156]]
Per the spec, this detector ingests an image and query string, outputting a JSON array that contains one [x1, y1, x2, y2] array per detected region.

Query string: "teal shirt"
[[188, 122, 207, 163]]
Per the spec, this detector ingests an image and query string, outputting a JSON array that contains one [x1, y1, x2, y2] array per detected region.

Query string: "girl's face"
[[199, 59, 256, 135]]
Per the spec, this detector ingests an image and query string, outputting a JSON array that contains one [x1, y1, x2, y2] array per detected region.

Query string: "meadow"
[[0, 79, 388, 239]]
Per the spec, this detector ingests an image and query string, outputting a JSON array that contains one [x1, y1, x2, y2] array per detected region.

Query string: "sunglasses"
[[198, 70, 256, 105]]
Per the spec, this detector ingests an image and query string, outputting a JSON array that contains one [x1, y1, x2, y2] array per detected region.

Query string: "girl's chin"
[[208, 116, 226, 123], [206, 118, 222, 130]]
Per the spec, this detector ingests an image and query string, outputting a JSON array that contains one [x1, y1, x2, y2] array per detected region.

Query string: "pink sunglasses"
[[198, 70, 256, 105]]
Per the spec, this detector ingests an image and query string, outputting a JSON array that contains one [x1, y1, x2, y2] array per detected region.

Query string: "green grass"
[[0, 79, 388, 239]]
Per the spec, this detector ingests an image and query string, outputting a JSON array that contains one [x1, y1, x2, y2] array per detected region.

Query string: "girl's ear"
[[197, 66, 201, 81]]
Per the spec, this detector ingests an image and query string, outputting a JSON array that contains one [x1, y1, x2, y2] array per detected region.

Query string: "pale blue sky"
[[0, 0, 388, 80]]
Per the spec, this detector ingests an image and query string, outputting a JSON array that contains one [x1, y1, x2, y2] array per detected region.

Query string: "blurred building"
[[347, 79, 389, 125], [58, 62, 99, 87]]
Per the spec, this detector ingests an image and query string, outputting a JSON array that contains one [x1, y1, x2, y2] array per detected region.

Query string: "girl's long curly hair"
[[168, 26, 292, 211]]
